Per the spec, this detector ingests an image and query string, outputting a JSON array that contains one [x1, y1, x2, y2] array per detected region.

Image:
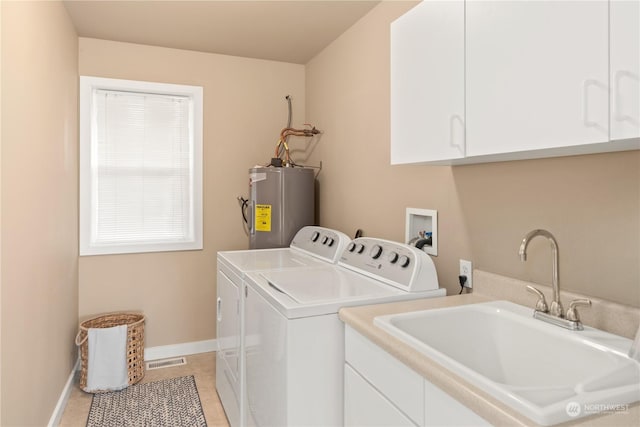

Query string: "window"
[[80, 76, 203, 256]]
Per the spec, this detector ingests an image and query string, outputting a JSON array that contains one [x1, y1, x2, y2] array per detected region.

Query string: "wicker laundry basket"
[[75, 312, 145, 393]]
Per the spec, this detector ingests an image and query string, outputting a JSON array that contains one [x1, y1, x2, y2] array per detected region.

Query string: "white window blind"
[[80, 77, 203, 255]]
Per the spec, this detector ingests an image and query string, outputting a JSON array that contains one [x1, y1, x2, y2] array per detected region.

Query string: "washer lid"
[[218, 248, 324, 272], [260, 266, 401, 305]]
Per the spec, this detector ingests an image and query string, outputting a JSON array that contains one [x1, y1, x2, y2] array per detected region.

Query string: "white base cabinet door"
[[344, 365, 417, 427], [423, 378, 491, 427]]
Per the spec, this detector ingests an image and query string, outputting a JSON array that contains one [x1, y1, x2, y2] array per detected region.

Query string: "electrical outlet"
[[460, 259, 472, 288]]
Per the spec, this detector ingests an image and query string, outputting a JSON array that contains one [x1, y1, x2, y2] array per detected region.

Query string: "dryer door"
[[216, 266, 241, 427]]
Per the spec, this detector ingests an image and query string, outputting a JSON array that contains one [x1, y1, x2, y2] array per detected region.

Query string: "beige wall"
[[78, 38, 305, 347], [1, 1, 79, 425], [306, 1, 640, 307], [0, 3, 3, 422]]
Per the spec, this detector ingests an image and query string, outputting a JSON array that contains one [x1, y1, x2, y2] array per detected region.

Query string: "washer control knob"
[[326, 238, 335, 247], [347, 242, 357, 252], [369, 245, 383, 259], [311, 231, 320, 242], [398, 255, 411, 268], [388, 252, 399, 264], [322, 236, 329, 245], [356, 243, 365, 254]]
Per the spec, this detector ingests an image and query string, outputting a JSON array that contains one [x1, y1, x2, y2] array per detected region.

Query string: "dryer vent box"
[[405, 208, 437, 256]]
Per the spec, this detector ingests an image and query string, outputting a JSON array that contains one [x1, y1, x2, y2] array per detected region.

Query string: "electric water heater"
[[248, 167, 315, 249]]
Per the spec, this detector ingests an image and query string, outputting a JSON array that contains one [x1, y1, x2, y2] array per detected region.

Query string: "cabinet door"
[[391, 0, 465, 164], [345, 326, 424, 424], [466, 1, 609, 157], [611, 0, 640, 140], [344, 364, 417, 427], [423, 379, 490, 427]]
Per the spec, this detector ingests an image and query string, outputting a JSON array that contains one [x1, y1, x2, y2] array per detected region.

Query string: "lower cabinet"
[[345, 365, 416, 427], [344, 326, 490, 427]]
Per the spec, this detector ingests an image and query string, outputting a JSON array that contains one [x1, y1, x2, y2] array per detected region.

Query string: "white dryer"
[[216, 226, 350, 427], [243, 237, 446, 427]]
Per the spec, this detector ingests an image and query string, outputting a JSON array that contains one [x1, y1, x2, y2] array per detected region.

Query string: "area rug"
[[86, 375, 207, 427]]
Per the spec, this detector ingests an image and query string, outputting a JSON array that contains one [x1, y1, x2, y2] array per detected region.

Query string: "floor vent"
[[146, 357, 187, 371]]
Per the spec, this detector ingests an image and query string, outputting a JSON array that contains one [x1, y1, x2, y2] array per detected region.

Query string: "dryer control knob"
[[356, 243, 365, 254], [322, 236, 329, 245], [369, 245, 383, 259], [311, 231, 320, 242], [388, 252, 399, 263], [398, 255, 411, 268], [326, 238, 335, 247], [347, 242, 357, 252]]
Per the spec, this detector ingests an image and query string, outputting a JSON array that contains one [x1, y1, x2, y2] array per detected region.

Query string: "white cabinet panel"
[[345, 326, 424, 425], [423, 378, 490, 427], [391, 0, 465, 163], [345, 364, 417, 427], [466, 1, 609, 156], [611, 0, 640, 140]]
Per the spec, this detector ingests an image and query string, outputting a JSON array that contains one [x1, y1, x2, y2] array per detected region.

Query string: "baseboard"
[[144, 338, 218, 361], [48, 357, 80, 427]]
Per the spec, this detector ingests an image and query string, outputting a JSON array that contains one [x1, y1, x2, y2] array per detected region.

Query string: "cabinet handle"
[[582, 79, 608, 132], [614, 70, 639, 124], [217, 297, 222, 322], [582, 79, 597, 128], [449, 114, 465, 157]]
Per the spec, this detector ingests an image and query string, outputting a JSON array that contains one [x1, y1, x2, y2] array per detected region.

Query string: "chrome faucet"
[[519, 229, 591, 331], [519, 229, 563, 317]]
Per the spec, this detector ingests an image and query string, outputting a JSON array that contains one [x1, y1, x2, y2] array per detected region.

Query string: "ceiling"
[[63, 1, 381, 64]]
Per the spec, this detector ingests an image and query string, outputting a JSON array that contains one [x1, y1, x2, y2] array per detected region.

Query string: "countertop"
[[339, 293, 640, 427]]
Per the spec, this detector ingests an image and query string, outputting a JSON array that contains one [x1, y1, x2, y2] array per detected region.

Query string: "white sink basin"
[[374, 300, 640, 426]]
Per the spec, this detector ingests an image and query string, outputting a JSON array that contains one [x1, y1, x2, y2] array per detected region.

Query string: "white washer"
[[243, 237, 446, 427], [216, 226, 350, 427]]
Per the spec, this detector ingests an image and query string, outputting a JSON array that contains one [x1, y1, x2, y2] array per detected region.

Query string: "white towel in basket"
[[86, 324, 129, 392]]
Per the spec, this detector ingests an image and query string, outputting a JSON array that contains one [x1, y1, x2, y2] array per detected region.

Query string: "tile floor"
[[59, 352, 230, 427]]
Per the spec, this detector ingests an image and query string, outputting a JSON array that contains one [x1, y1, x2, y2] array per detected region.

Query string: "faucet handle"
[[526, 285, 549, 313], [566, 298, 591, 322]]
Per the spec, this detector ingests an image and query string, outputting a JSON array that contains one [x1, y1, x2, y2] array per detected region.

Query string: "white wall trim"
[[144, 339, 218, 361], [48, 357, 80, 427]]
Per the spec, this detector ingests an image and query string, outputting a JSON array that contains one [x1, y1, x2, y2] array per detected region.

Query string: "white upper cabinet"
[[466, 0, 609, 157], [390, 0, 465, 164], [390, 0, 640, 165], [610, 0, 640, 140]]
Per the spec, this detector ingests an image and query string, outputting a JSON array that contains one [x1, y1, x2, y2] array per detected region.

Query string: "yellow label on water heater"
[[255, 204, 272, 232]]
